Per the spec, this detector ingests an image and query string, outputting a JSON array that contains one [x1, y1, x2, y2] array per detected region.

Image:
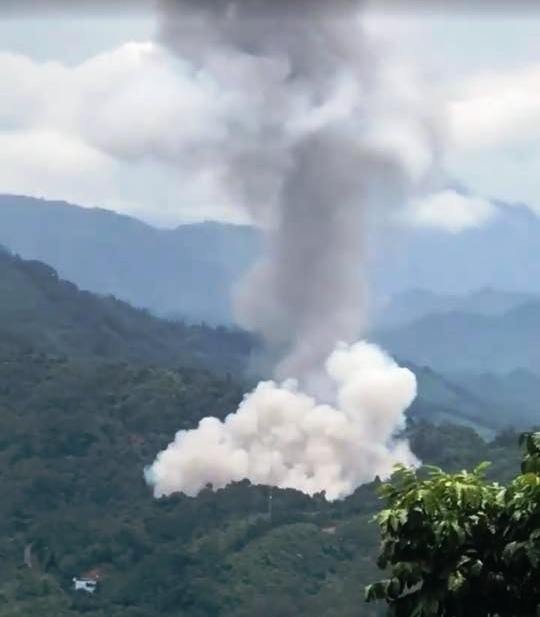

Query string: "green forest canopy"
[[0, 345, 530, 617]]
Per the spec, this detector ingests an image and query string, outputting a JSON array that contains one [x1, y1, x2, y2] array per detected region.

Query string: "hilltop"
[[0, 248, 252, 374]]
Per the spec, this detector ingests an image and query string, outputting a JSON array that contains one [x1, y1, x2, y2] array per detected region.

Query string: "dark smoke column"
[[158, 0, 436, 392]]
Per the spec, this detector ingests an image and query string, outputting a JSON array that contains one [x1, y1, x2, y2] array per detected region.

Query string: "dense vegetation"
[[367, 434, 540, 617], [0, 248, 537, 616], [0, 345, 530, 617]]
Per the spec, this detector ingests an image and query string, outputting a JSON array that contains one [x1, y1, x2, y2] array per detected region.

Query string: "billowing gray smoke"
[[158, 0, 435, 391], [145, 0, 436, 499]]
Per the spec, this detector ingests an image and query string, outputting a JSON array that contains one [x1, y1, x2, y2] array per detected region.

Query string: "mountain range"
[[2, 195, 540, 326], [0, 211, 536, 617], [0, 247, 531, 617], [0, 194, 259, 324], [374, 287, 537, 328], [371, 200, 540, 297], [2, 193, 540, 425], [0, 247, 535, 432], [376, 300, 540, 376]]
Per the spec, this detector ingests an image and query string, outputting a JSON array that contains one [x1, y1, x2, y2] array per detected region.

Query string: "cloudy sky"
[[1, 3, 540, 229]]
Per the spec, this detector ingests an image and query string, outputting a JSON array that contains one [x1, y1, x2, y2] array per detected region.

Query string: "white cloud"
[[73, 43, 235, 162], [405, 189, 498, 233], [0, 43, 247, 225], [363, 10, 540, 216], [448, 66, 540, 151], [0, 34, 437, 227], [2, 16, 540, 228], [443, 63, 540, 212], [0, 130, 115, 205]]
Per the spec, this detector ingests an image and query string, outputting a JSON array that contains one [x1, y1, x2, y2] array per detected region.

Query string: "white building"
[[73, 577, 98, 593]]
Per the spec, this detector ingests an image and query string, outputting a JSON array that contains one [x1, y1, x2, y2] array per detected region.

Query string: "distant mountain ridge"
[[0, 194, 260, 324], [377, 300, 540, 377], [3, 193, 540, 431], [372, 200, 540, 296], [451, 369, 540, 428], [374, 287, 537, 328], [3, 195, 540, 326]]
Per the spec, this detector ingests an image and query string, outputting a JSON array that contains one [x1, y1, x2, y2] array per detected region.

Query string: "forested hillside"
[[0, 249, 252, 375], [4, 248, 522, 433], [0, 348, 527, 617], [0, 249, 537, 616]]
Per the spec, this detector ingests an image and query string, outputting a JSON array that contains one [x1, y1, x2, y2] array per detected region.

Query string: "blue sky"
[[0, 14, 156, 64], [1, 5, 539, 229]]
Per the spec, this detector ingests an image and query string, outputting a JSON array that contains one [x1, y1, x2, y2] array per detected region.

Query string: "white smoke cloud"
[[145, 341, 418, 501], [143, 1, 431, 500]]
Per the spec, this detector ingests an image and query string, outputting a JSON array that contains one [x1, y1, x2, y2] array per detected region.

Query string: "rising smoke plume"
[[145, 0, 436, 499], [146, 341, 417, 500], [158, 0, 436, 391]]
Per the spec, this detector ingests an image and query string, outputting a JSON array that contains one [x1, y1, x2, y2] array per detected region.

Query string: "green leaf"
[[448, 571, 465, 592], [473, 461, 491, 476]]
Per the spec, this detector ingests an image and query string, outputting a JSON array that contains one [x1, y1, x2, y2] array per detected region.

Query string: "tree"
[[366, 432, 540, 617]]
